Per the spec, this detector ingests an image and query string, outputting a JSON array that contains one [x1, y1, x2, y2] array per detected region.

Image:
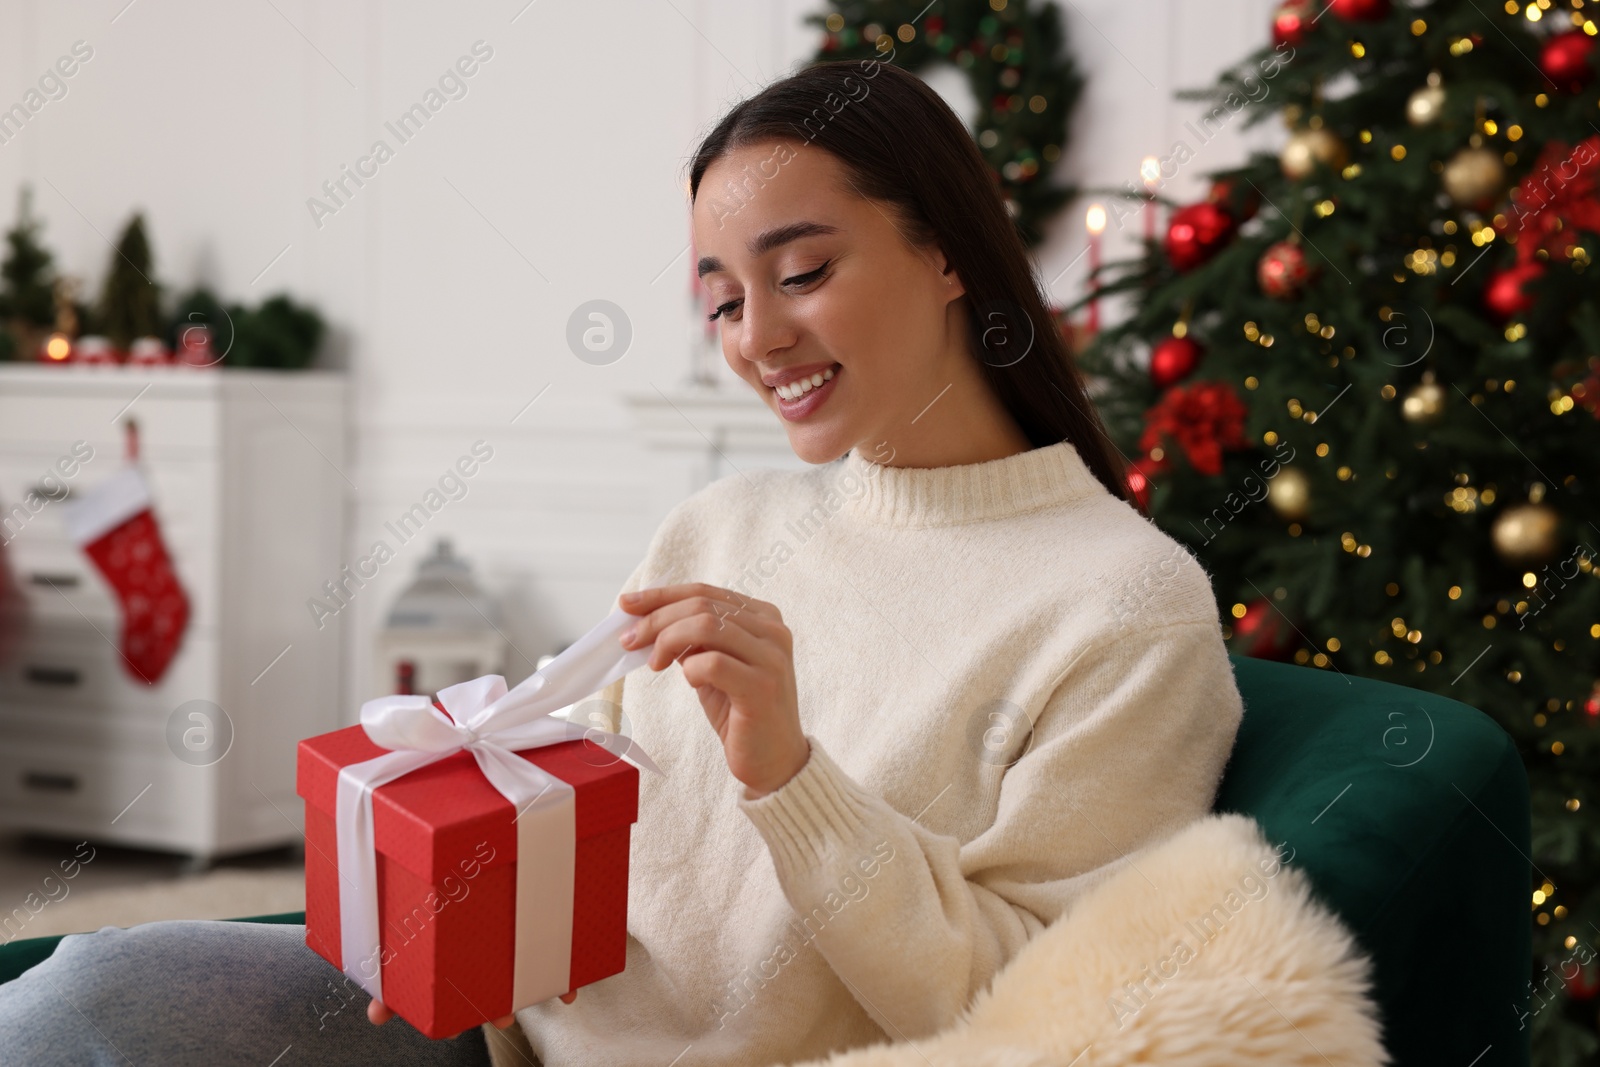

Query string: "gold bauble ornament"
[[1281, 128, 1350, 181], [1401, 378, 1446, 423], [1491, 502, 1561, 564], [1442, 146, 1507, 209], [1268, 465, 1311, 522], [1406, 82, 1446, 126]]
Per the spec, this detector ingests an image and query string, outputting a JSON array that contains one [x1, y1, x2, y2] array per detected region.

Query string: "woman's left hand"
[[617, 583, 810, 798]]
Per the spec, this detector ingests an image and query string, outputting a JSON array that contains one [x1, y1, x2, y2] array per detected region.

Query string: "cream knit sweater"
[[485, 438, 1245, 1067]]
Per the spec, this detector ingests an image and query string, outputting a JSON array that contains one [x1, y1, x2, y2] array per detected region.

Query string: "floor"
[[0, 830, 304, 942]]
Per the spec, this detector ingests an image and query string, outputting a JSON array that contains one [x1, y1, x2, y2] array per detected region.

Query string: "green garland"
[[807, 0, 1082, 248]]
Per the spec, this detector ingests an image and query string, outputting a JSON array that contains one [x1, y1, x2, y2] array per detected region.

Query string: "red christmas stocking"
[[63, 466, 191, 684]]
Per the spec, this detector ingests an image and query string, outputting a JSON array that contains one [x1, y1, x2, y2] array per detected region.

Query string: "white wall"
[[0, 0, 1283, 712]]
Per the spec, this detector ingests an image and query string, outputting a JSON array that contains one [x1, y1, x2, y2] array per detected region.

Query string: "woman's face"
[[692, 137, 968, 465]]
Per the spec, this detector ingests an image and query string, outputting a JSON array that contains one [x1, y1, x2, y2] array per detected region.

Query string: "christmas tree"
[[0, 186, 58, 360], [1075, 2, 1600, 1062], [98, 212, 163, 350]]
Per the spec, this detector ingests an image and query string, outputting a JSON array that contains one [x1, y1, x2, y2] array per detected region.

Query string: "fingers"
[[639, 608, 778, 674], [619, 583, 774, 620], [620, 594, 786, 664]]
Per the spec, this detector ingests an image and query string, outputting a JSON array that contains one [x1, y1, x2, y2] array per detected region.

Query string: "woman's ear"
[[935, 248, 966, 301]]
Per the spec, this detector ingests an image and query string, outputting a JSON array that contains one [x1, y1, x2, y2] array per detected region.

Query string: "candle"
[[1140, 156, 1161, 243], [1085, 203, 1107, 335]]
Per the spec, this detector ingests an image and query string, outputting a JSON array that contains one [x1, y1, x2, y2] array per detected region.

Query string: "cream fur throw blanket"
[[789, 811, 1388, 1067], [486, 812, 1388, 1066]]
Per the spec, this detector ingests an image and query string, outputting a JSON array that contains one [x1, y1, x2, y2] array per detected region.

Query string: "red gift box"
[[296, 722, 640, 1038]]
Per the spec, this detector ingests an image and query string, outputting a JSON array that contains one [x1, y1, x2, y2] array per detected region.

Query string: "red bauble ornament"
[[1482, 262, 1545, 322], [1150, 336, 1203, 389], [1231, 598, 1299, 661], [1164, 202, 1237, 271], [1257, 241, 1317, 299], [1540, 31, 1597, 94], [1328, 0, 1389, 20], [1271, 0, 1316, 46]]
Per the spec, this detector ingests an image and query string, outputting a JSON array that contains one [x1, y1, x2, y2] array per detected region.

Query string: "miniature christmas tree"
[[98, 213, 164, 350]]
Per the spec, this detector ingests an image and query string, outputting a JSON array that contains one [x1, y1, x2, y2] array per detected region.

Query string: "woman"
[[0, 59, 1243, 1067]]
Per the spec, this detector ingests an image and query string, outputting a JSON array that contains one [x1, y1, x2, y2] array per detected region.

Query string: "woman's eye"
[[706, 261, 831, 322], [783, 261, 831, 287]]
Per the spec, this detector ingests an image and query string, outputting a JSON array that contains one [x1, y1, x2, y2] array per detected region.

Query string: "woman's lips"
[[772, 363, 841, 421]]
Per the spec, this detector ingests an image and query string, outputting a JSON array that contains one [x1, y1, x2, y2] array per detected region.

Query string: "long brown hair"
[[687, 58, 1130, 503]]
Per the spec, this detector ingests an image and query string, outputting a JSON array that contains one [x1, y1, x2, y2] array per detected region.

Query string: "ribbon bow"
[[334, 606, 663, 1008]]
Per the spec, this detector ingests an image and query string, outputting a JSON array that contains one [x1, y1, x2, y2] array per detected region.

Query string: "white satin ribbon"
[[335, 605, 662, 1008]]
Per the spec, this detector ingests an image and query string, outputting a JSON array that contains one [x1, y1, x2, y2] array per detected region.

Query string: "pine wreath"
[[808, 0, 1082, 248]]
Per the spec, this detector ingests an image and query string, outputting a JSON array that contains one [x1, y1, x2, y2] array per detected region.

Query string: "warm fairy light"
[[45, 335, 71, 361], [1140, 156, 1160, 192], [1085, 203, 1107, 235]]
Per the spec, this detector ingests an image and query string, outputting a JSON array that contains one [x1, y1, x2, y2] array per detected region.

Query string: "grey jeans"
[[0, 920, 494, 1065]]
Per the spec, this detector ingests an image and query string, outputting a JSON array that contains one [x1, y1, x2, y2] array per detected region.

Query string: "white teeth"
[[775, 366, 837, 400]]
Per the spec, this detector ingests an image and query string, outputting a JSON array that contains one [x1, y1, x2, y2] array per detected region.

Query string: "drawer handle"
[[24, 665, 82, 687], [30, 482, 73, 502], [22, 771, 79, 793], [28, 572, 80, 589]]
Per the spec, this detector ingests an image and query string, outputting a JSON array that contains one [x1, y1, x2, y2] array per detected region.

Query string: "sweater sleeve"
[[734, 618, 1244, 1041]]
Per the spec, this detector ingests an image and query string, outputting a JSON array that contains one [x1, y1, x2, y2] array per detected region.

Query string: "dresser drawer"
[[4, 535, 219, 629], [0, 734, 204, 844], [0, 384, 220, 455], [0, 455, 219, 551], [0, 621, 219, 720]]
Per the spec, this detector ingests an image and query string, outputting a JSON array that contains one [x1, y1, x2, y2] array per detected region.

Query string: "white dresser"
[[0, 365, 347, 864]]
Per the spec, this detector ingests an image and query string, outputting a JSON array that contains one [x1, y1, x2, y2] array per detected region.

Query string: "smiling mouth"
[[771, 364, 840, 401]]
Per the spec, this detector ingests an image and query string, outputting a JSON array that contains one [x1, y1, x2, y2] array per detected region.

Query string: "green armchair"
[[0, 655, 1532, 1065], [1216, 654, 1531, 1067]]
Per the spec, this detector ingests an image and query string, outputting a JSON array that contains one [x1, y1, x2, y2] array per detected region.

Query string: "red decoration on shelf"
[[1138, 380, 1250, 477], [76, 336, 118, 365], [1328, 0, 1389, 20], [1482, 261, 1546, 322], [1257, 241, 1317, 299], [1272, 0, 1317, 46], [1231, 598, 1300, 661], [1164, 202, 1236, 271], [127, 337, 171, 366], [1150, 335, 1203, 389], [1539, 30, 1596, 94]]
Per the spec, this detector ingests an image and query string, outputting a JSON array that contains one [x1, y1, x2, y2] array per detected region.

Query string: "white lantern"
[[374, 538, 507, 700]]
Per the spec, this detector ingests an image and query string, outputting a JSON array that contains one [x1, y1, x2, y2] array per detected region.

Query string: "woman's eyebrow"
[[697, 221, 840, 278]]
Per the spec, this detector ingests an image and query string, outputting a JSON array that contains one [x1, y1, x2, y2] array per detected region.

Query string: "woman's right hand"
[[367, 989, 577, 1031]]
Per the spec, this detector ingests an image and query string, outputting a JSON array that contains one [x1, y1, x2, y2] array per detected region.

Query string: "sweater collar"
[[837, 438, 1106, 527]]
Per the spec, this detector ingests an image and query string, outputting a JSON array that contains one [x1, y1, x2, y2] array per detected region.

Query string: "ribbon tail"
[[583, 729, 666, 777], [469, 608, 654, 732]]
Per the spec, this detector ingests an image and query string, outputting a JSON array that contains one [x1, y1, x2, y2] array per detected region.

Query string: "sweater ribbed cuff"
[[736, 734, 878, 881]]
